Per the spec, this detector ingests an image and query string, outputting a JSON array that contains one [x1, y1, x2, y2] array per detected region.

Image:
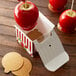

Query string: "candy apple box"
[[15, 11, 54, 57], [14, 12, 69, 72]]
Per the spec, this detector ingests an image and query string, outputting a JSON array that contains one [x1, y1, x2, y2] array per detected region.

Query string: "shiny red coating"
[[59, 9, 76, 33], [14, 1, 39, 31], [49, 0, 67, 9]]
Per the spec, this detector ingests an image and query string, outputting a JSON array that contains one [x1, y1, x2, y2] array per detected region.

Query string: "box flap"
[[36, 11, 55, 35], [34, 30, 69, 71]]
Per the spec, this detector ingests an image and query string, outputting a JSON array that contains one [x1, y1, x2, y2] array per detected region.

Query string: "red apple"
[[57, 9, 76, 33], [14, 1, 39, 31], [49, 0, 67, 9], [48, 3, 64, 13]]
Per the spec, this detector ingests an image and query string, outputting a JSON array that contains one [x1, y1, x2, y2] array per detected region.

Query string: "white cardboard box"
[[15, 11, 69, 72]]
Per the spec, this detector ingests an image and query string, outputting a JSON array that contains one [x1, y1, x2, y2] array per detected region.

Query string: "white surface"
[[34, 30, 69, 72], [37, 11, 55, 35], [45, 51, 69, 71]]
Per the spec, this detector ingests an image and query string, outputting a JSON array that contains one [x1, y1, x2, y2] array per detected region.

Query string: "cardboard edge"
[[45, 51, 69, 72]]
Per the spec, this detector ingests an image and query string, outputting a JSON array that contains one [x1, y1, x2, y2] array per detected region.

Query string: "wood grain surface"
[[0, 0, 76, 76]]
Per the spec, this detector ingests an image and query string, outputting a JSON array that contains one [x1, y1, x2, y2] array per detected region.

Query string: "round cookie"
[[2, 52, 23, 73], [12, 57, 32, 76], [13, 72, 29, 76]]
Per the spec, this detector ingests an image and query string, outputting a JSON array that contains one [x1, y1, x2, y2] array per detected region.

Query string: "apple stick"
[[25, 0, 29, 8], [71, 0, 74, 10]]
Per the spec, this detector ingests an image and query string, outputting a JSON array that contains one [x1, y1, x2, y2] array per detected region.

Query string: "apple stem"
[[24, 3, 29, 8], [24, 0, 29, 8], [71, 0, 74, 10]]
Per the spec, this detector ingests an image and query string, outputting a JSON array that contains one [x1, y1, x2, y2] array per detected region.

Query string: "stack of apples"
[[48, 0, 76, 33], [14, 1, 39, 31], [48, 0, 67, 13]]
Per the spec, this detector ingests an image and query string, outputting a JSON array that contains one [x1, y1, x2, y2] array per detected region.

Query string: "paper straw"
[[71, 0, 74, 10]]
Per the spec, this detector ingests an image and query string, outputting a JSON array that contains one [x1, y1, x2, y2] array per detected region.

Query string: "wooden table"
[[0, 0, 76, 76]]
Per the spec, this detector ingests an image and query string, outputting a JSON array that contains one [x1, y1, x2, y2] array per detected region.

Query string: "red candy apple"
[[48, 0, 67, 13], [57, 9, 76, 33], [14, 1, 39, 31], [49, 0, 67, 9], [48, 3, 64, 13]]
